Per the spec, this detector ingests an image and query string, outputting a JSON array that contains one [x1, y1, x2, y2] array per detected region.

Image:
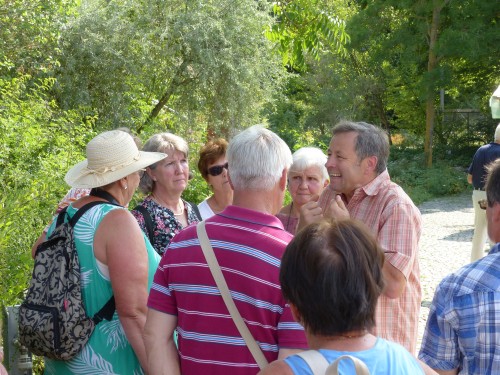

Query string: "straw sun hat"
[[65, 130, 167, 188]]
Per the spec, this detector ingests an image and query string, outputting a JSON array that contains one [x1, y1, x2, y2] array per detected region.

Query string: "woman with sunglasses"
[[132, 133, 201, 256], [197, 138, 233, 219]]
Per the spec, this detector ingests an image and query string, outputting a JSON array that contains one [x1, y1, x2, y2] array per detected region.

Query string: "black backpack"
[[18, 201, 116, 360]]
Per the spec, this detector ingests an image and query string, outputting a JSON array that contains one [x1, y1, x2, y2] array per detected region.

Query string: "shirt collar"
[[345, 169, 390, 200], [489, 243, 500, 255], [218, 205, 286, 230]]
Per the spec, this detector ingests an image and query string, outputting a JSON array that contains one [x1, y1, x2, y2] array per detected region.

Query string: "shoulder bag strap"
[[196, 221, 268, 369], [134, 205, 155, 244], [295, 350, 330, 375], [326, 355, 370, 375]]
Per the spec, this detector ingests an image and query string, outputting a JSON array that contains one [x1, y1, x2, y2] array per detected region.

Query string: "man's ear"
[[279, 168, 288, 191], [364, 156, 378, 174], [289, 303, 302, 325], [491, 201, 500, 224]]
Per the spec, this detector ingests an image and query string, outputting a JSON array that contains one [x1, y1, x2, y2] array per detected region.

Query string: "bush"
[[389, 145, 472, 206]]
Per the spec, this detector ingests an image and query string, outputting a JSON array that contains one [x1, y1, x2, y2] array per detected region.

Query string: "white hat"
[[65, 130, 167, 188]]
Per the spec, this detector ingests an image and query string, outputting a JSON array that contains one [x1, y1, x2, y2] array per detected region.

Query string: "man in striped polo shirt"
[[144, 125, 308, 374]]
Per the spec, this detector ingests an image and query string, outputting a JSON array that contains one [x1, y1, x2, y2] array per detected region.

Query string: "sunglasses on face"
[[478, 199, 488, 210], [207, 162, 228, 177]]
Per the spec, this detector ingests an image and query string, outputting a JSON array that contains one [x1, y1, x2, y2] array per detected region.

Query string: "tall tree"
[[265, 0, 350, 70], [55, 0, 283, 135], [348, 0, 499, 166]]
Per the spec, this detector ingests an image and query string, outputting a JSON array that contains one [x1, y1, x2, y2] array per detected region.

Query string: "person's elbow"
[[382, 262, 406, 299]]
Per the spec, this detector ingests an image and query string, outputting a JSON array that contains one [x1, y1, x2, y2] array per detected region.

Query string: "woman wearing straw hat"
[[43, 130, 166, 374], [132, 133, 200, 256], [30, 127, 142, 258]]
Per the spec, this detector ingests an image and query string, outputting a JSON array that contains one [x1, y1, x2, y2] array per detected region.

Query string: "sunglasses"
[[478, 199, 488, 210], [207, 162, 228, 177]]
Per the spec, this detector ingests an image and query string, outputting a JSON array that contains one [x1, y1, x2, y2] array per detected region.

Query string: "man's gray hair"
[[332, 121, 389, 174], [227, 125, 292, 191], [139, 132, 189, 194]]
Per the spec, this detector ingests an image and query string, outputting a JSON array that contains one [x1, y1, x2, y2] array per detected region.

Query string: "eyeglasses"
[[138, 168, 147, 178], [478, 199, 488, 210], [207, 162, 228, 177]]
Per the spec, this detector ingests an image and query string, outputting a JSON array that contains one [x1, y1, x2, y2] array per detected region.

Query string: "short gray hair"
[[139, 132, 189, 194], [289, 147, 329, 183], [332, 121, 389, 174], [227, 125, 292, 191]]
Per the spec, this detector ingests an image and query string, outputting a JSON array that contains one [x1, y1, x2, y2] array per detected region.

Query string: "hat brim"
[[65, 151, 166, 188]]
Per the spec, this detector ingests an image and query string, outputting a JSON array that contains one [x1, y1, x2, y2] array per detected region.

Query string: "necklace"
[[285, 202, 294, 231], [152, 193, 184, 216], [335, 330, 368, 340]]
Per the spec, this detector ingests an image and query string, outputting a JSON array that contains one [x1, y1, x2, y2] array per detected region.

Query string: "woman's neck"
[[151, 189, 183, 214], [281, 201, 300, 217], [306, 330, 376, 352], [208, 190, 233, 213]]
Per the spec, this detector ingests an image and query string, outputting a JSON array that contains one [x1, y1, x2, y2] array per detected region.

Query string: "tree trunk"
[[424, 0, 450, 167], [139, 59, 191, 133]]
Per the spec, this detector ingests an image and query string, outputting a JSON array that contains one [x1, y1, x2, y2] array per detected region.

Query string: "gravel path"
[[416, 192, 479, 352]]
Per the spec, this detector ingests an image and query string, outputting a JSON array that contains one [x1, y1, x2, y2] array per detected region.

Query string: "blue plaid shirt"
[[419, 244, 500, 374]]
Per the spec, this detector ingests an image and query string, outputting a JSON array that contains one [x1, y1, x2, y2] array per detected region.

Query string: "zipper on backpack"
[[23, 303, 61, 349]]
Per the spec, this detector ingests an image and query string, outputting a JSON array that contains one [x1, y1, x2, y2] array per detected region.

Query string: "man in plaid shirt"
[[419, 158, 500, 374], [299, 120, 422, 353]]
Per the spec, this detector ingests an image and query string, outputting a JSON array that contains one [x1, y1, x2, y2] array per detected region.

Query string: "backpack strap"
[[134, 205, 155, 244], [296, 351, 371, 375], [68, 200, 113, 227], [295, 350, 330, 375], [189, 201, 202, 221], [55, 206, 69, 227], [92, 295, 116, 324], [68, 200, 117, 324], [326, 355, 370, 375]]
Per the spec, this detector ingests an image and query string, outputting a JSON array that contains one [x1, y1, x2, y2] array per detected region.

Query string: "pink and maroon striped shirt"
[[148, 205, 308, 374]]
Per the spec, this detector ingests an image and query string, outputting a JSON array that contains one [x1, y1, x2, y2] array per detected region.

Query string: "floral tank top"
[[44, 203, 160, 375]]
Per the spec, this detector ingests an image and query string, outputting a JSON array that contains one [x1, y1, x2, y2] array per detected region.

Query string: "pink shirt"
[[319, 170, 422, 354], [148, 206, 308, 374], [275, 212, 299, 234]]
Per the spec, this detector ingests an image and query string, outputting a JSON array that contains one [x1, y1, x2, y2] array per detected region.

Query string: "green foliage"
[[0, 74, 93, 307], [55, 0, 283, 134], [265, 0, 350, 70], [389, 145, 472, 206]]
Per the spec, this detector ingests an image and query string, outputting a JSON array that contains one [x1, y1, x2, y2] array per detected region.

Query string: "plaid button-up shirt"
[[319, 170, 422, 353], [419, 244, 500, 374]]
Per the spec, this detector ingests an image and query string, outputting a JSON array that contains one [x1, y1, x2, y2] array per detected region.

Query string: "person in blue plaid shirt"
[[419, 157, 500, 374]]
